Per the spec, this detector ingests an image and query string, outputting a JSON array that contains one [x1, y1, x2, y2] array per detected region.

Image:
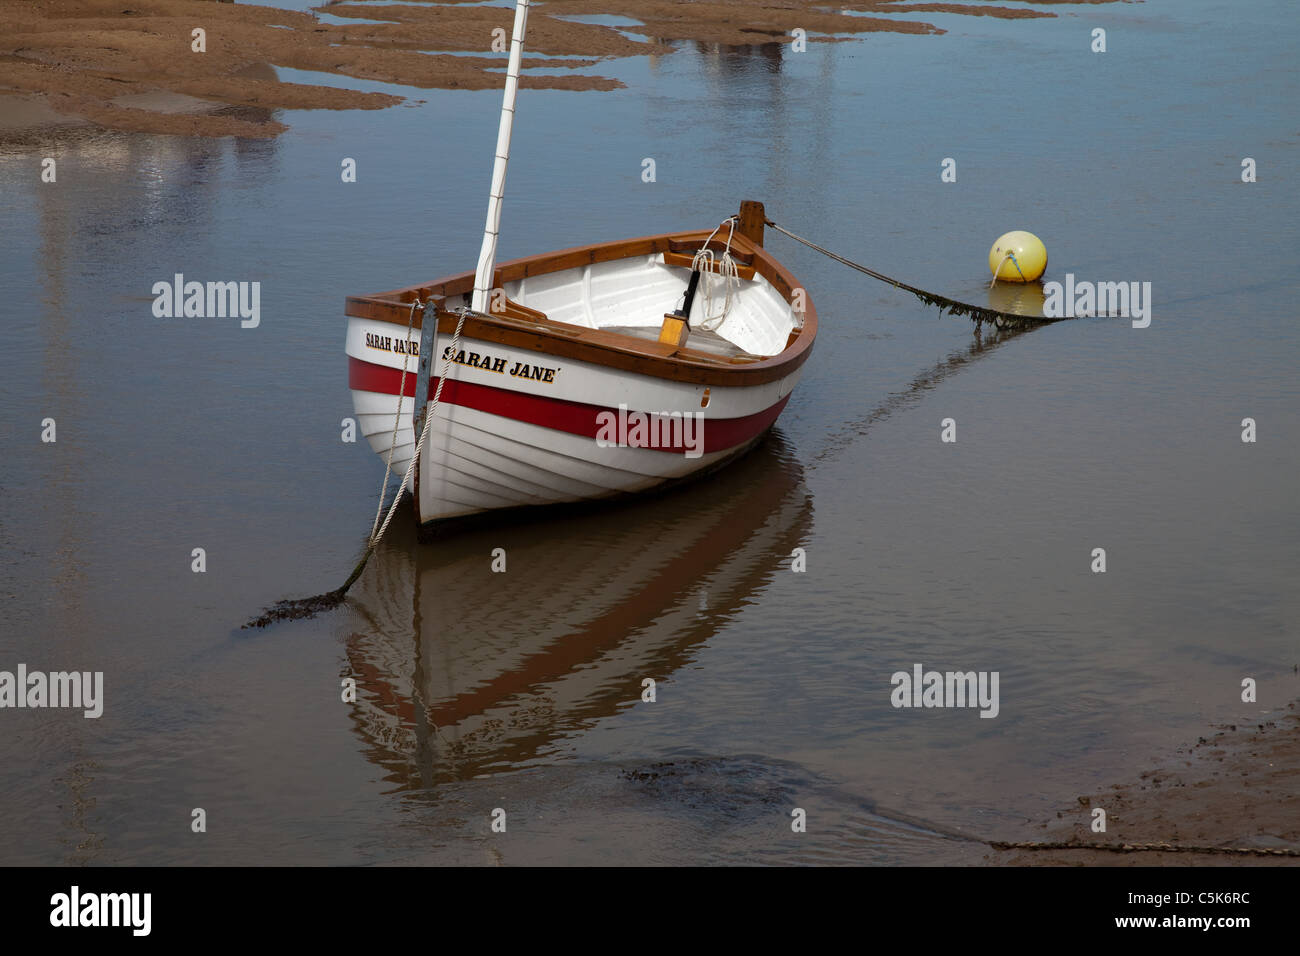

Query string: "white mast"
[[471, 0, 530, 314]]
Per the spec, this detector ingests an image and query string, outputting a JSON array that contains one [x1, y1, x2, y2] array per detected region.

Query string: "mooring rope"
[[244, 306, 468, 627], [988, 250, 1026, 289], [366, 308, 468, 554], [988, 839, 1300, 857], [852, 799, 1300, 857], [370, 299, 422, 541], [765, 219, 1059, 330]]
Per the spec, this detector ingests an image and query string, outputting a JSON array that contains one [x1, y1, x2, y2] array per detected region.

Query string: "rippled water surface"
[[1, 0, 1297, 864]]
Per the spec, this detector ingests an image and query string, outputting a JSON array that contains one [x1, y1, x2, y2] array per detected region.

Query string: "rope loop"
[[693, 216, 740, 329]]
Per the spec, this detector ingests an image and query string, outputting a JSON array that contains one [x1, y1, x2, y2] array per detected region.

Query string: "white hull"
[[348, 322, 801, 523], [346, 217, 815, 528]]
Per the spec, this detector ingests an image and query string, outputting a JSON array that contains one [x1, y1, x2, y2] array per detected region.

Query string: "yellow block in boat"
[[658, 313, 690, 348], [988, 231, 1047, 282]]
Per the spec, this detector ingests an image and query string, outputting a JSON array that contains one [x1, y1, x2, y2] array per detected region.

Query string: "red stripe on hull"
[[349, 356, 789, 454]]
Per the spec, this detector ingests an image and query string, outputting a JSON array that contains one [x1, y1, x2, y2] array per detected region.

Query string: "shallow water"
[[1, 0, 1297, 864]]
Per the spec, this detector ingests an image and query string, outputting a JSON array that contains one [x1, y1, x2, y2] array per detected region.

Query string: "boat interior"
[[439, 248, 801, 361], [346, 211, 816, 376]]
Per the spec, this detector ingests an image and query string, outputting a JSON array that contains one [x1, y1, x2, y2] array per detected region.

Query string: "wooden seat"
[[601, 325, 758, 361]]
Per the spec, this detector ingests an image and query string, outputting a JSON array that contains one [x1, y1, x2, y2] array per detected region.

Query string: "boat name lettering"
[[364, 332, 419, 356], [441, 346, 557, 383]]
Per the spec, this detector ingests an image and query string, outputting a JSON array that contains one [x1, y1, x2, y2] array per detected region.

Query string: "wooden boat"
[[345, 206, 816, 528], [345, 1, 816, 530]]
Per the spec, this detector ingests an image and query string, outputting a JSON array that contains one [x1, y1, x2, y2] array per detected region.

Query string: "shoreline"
[[1, 0, 1105, 141], [986, 700, 1300, 866]]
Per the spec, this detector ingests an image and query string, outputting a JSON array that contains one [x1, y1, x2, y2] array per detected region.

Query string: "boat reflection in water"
[[344, 432, 812, 791]]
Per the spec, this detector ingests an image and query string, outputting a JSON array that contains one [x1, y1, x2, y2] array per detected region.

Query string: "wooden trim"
[[345, 224, 818, 388], [738, 200, 765, 246], [498, 297, 549, 323], [661, 250, 757, 280]]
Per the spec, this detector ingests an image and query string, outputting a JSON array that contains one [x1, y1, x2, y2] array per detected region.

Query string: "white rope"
[[369, 299, 421, 540], [692, 216, 740, 330], [988, 250, 1026, 289], [368, 307, 469, 549]]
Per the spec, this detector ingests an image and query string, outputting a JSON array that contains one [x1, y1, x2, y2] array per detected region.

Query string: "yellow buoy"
[[988, 231, 1047, 283]]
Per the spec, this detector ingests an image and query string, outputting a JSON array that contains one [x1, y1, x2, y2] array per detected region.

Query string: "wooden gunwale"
[[345, 228, 817, 387]]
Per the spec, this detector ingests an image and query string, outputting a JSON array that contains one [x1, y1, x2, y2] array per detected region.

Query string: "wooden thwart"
[[662, 250, 756, 280]]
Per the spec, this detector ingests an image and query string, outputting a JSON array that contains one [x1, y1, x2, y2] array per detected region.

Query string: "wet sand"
[[989, 701, 1300, 866], [1, 0, 1103, 139]]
